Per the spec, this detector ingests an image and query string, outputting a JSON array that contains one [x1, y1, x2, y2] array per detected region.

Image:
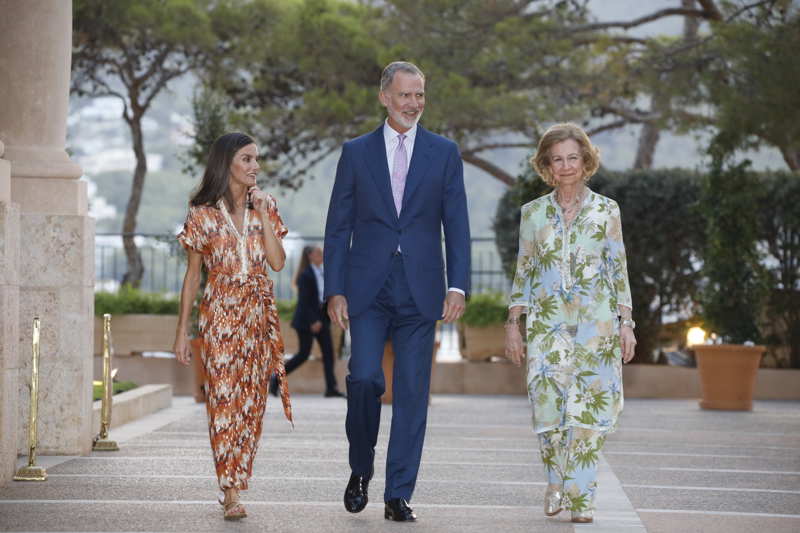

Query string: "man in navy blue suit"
[[324, 61, 470, 522]]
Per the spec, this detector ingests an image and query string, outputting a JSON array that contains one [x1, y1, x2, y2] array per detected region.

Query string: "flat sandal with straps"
[[218, 492, 247, 521]]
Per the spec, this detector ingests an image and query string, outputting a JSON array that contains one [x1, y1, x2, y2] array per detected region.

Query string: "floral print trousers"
[[538, 427, 607, 512]]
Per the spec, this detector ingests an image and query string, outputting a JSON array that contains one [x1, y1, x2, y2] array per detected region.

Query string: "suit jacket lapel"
[[365, 126, 399, 224], [400, 126, 432, 217]]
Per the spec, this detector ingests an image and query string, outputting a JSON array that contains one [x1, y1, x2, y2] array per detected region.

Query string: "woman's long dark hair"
[[190, 132, 255, 212], [293, 246, 316, 288]]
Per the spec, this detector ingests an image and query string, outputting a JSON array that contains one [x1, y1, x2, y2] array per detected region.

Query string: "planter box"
[[95, 314, 344, 359], [458, 323, 506, 361], [94, 314, 178, 355], [621, 365, 700, 398], [91, 384, 172, 434], [93, 353, 800, 399], [93, 352, 195, 396]]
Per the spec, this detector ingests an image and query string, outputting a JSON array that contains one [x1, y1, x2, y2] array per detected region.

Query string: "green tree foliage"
[[700, 6, 800, 169], [700, 157, 768, 344], [192, 0, 796, 185], [181, 87, 231, 178], [72, 0, 215, 287], [494, 167, 706, 362], [755, 172, 800, 366], [550, 1, 798, 171], [94, 286, 180, 316], [198, 0, 650, 186], [201, 0, 382, 189], [371, 0, 595, 184]]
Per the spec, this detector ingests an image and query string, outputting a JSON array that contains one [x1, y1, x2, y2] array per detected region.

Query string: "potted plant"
[[695, 157, 768, 410], [94, 286, 180, 355], [457, 293, 508, 361]]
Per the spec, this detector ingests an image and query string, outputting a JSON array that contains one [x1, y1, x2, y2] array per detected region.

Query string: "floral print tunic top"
[[509, 189, 632, 434], [178, 196, 293, 490]]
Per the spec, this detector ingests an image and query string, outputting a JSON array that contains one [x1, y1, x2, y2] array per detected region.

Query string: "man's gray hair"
[[380, 61, 425, 92]]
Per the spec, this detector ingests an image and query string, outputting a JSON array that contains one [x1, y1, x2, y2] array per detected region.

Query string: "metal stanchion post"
[[92, 313, 119, 451], [14, 318, 47, 481]]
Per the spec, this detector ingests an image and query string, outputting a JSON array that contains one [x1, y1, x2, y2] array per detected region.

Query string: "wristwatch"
[[620, 318, 635, 329]]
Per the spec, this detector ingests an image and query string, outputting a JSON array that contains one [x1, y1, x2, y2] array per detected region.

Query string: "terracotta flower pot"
[[694, 344, 765, 410], [457, 323, 506, 361]]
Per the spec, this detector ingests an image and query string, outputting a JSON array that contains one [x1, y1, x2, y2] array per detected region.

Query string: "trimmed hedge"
[[276, 299, 296, 323], [94, 286, 179, 316], [92, 380, 138, 401], [94, 286, 298, 326]]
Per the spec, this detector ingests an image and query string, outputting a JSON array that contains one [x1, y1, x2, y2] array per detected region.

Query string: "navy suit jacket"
[[291, 265, 324, 331], [323, 124, 470, 320]]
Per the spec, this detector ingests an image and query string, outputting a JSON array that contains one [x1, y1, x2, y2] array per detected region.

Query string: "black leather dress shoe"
[[343, 469, 372, 513], [324, 389, 346, 398], [384, 498, 417, 522]]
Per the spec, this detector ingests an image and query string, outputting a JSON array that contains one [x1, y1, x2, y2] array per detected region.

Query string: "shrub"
[[95, 288, 298, 326], [756, 172, 800, 367], [92, 380, 138, 401], [700, 159, 768, 344], [460, 292, 508, 327], [94, 286, 179, 316], [276, 299, 296, 323]]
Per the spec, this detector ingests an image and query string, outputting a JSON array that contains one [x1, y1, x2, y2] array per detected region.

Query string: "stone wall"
[[0, 142, 20, 484]]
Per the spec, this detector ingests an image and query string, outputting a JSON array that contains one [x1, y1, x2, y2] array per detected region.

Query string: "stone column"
[[0, 0, 95, 460], [0, 139, 21, 484]]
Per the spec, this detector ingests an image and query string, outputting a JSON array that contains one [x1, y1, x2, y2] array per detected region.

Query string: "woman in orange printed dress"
[[173, 132, 293, 521]]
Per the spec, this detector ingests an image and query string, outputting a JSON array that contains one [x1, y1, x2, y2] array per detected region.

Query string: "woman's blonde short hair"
[[530, 123, 601, 187]]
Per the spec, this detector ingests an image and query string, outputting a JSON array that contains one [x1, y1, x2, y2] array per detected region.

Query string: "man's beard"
[[391, 108, 423, 130]]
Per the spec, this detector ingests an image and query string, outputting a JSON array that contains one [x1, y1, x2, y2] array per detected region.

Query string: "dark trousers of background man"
[[285, 317, 338, 394]]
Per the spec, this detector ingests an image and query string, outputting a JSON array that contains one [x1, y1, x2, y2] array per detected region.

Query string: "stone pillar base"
[[11, 177, 87, 215], [16, 213, 94, 456], [0, 197, 20, 484]]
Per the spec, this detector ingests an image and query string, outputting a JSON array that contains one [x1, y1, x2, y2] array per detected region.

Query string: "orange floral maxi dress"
[[178, 196, 293, 491]]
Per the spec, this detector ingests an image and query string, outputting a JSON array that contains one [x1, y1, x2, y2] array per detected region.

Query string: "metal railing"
[[94, 233, 509, 299]]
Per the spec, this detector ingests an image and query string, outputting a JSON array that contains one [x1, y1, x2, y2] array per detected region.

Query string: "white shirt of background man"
[[311, 263, 324, 305]]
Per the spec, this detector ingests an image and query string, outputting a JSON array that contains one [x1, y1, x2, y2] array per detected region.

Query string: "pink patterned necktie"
[[391, 133, 408, 215]]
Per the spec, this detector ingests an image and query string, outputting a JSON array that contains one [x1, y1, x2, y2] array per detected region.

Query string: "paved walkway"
[[1, 395, 798, 532]]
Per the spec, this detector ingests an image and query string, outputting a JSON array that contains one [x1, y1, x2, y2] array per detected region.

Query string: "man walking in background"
[[271, 245, 345, 398]]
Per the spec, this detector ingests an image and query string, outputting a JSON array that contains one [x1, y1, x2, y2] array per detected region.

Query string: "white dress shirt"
[[311, 263, 325, 305], [382, 120, 465, 297], [383, 121, 417, 176]]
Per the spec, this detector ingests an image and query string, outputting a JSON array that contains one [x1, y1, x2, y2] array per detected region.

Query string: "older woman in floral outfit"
[[505, 123, 636, 523]]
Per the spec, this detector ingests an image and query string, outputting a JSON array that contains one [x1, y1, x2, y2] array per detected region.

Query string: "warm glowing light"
[[686, 327, 707, 347]]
